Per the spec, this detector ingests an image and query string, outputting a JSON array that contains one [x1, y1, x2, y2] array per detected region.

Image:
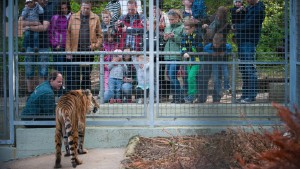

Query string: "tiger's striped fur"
[[54, 89, 99, 168]]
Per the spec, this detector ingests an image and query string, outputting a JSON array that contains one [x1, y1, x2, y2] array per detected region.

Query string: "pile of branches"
[[121, 103, 300, 169], [238, 103, 300, 169]]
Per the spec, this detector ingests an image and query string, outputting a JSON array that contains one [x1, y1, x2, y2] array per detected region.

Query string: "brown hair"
[[184, 18, 196, 27], [127, 0, 137, 6], [48, 71, 62, 81], [167, 9, 182, 21], [213, 33, 225, 44], [101, 9, 112, 17]]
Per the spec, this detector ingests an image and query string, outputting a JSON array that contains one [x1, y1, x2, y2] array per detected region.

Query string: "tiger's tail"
[[54, 116, 63, 168], [65, 115, 82, 168]]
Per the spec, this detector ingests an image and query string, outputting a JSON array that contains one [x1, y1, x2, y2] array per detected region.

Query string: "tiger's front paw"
[[54, 159, 62, 168], [78, 148, 88, 154]]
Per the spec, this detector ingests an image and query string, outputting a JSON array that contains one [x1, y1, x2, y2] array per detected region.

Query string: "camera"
[[119, 22, 125, 28]]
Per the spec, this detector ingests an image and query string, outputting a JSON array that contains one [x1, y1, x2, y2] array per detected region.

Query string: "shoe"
[[174, 99, 185, 104], [239, 98, 256, 104], [184, 95, 195, 104], [137, 98, 143, 104]]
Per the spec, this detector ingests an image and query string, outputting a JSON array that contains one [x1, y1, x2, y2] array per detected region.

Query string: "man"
[[21, 71, 64, 120], [232, 0, 265, 103], [115, 0, 145, 51], [65, 0, 103, 90], [21, 0, 59, 95]]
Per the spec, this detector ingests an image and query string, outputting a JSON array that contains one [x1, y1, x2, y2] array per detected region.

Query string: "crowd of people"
[[20, 0, 265, 118]]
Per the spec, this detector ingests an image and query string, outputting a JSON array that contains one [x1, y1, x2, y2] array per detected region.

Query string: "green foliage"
[[70, 0, 106, 15]]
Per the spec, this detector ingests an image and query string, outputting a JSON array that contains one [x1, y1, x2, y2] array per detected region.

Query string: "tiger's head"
[[82, 89, 100, 114]]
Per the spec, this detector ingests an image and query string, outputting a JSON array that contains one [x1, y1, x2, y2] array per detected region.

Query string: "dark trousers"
[[66, 55, 93, 91]]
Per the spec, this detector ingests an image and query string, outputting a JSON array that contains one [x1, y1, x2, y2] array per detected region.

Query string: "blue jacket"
[[235, 1, 265, 46], [191, 0, 207, 20], [203, 43, 232, 61], [21, 81, 56, 116]]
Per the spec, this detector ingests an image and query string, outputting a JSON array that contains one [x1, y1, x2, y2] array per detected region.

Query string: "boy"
[[20, 0, 44, 52], [180, 19, 203, 103], [198, 33, 232, 103], [230, 0, 246, 24]]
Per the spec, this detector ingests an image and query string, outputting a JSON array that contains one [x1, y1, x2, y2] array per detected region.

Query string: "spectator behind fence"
[[202, 6, 231, 45], [65, 0, 103, 91], [121, 46, 136, 103], [115, 0, 145, 51], [133, 55, 150, 104], [104, 49, 127, 103], [19, 0, 44, 52], [230, 0, 246, 25], [49, 1, 72, 74], [21, 71, 64, 121], [231, 0, 265, 103], [153, 0, 170, 50], [182, 0, 193, 20], [198, 33, 232, 103], [21, 0, 58, 95], [163, 9, 184, 104], [105, 0, 122, 24], [101, 10, 119, 91], [180, 19, 203, 104]]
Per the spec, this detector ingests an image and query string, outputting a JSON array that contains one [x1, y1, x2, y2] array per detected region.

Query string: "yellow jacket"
[[66, 11, 103, 52]]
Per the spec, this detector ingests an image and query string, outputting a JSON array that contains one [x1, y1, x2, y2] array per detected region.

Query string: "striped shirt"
[[105, 1, 121, 23]]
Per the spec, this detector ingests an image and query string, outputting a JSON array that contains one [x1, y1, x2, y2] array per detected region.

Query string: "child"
[[20, 0, 44, 52], [230, 0, 246, 44], [198, 33, 232, 103], [121, 46, 136, 102], [163, 9, 184, 103], [230, 0, 246, 24], [180, 19, 203, 103], [132, 55, 150, 104], [105, 0, 121, 24], [101, 10, 119, 91], [182, 0, 194, 20], [104, 49, 127, 103]]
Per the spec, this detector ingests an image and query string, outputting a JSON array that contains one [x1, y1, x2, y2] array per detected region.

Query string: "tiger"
[[54, 89, 100, 168]]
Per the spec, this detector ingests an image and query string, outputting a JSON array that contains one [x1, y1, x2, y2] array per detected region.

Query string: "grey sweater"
[[108, 63, 127, 79]]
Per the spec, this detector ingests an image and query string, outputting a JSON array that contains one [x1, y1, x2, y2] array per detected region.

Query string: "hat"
[[234, 0, 243, 3], [26, 0, 33, 3]]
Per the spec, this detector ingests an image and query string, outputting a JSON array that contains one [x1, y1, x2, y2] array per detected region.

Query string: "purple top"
[[48, 13, 71, 48]]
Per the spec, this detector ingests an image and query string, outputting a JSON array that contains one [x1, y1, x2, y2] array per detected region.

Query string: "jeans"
[[167, 63, 182, 100], [25, 47, 49, 78], [52, 48, 66, 74], [122, 82, 133, 99], [212, 64, 230, 94], [197, 63, 223, 102], [23, 30, 39, 49], [104, 78, 123, 102], [238, 42, 258, 99]]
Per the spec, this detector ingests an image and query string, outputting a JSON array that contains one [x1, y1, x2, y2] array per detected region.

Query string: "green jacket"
[[163, 22, 184, 61], [21, 81, 56, 117]]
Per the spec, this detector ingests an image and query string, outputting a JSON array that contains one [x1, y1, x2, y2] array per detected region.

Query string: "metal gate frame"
[[1, 0, 298, 145]]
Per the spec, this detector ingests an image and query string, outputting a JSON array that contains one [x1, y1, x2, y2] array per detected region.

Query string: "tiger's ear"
[[82, 89, 91, 96]]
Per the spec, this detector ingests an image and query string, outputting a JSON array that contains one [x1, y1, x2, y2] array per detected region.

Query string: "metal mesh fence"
[[13, 0, 289, 125]]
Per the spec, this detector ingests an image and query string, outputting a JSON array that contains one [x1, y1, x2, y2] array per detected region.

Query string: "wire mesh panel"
[[14, 0, 289, 126]]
